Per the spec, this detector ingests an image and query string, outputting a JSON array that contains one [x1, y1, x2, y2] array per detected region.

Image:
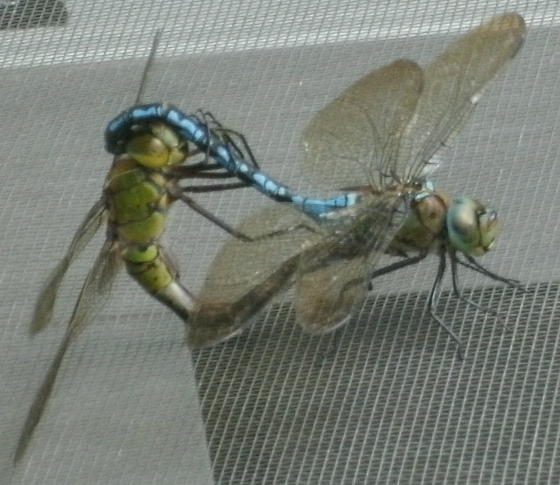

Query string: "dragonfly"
[[106, 104, 360, 218], [187, 13, 526, 356], [14, 31, 351, 463]]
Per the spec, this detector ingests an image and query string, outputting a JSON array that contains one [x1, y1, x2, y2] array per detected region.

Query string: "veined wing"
[[392, 13, 526, 182], [188, 205, 324, 348], [295, 255, 368, 333], [14, 239, 122, 463], [303, 60, 423, 190], [193, 59, 423, 344], [190, 191, 407, 345], [295, 190, 407, 333], [30, 197, 107, 333]]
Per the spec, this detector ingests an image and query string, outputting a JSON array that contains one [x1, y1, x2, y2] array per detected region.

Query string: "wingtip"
[[297, 310, 354, 335], [489, 12, 527, 37], [13, 415, 37, 465], [29, 313, 49, 335], [479, 13, 527, 60], [186, 322, 246, 349], [185, 303, 253, 349], [13, 442, 27, 465]]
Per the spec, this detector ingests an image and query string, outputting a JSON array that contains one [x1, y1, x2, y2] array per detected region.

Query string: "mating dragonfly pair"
[[15, 13, 526, 462]]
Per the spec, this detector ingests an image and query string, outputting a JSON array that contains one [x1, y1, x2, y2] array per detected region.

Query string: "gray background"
[[1, 1, 560, 484]]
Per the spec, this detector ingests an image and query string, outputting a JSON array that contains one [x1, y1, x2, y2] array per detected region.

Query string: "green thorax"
[[343, 185, 450, 257], [390, 189, 450, 254], [105, 156, 172, 244], [104, 121, 189, 244], [104, 122, 190, 295]]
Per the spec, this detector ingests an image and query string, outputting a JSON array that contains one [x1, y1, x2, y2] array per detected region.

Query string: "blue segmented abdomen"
[[105, 103, 360, 217]]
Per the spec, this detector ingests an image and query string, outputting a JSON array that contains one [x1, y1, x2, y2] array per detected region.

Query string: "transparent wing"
[[295, 255, 368, 333], [14, 239, 122, 463], [188, 205, 323, 348], [190, 192, 408, 346], [295, 191, 407, 333], [30, 197, 107, 333], [303, 60, 423, 190], [392, 13, 526, 182]]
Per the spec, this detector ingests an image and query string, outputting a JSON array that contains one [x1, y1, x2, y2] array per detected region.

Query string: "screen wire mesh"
[[1, 1, 560, 484]]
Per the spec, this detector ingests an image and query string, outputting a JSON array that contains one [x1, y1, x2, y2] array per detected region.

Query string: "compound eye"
[[126, 133, 171, 168], [447, 198, 499, 256], [126, 123, 188, 168]]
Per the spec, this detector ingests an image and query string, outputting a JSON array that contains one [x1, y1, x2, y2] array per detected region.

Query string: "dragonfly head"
[[125, 122, 188, 169], [447, 197, 500, 256]]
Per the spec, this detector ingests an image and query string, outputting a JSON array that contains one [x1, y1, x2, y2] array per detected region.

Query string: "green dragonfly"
[[14, 35, 266, 463], [188, 13, 526, 355]]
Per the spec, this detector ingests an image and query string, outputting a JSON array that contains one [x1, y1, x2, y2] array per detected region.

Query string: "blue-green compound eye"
[[447, 197, 500, 256]]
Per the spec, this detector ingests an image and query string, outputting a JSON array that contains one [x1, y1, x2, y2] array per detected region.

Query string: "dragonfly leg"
[[171, 162, 243, 180], [182, 182, 249, 193], [172, 162, 253, 192], [213, 127, 259, 168], [186, 112, 218, 168], [248, 221, 319, 242], [450, 251, 500, 317], [172, 165, 227, 178], [368, 252, 428, 290], [458, 254, 523, 289], [196, 110, 259, 169], [172, 191, 252, 241], [428, 250, 464, 361]]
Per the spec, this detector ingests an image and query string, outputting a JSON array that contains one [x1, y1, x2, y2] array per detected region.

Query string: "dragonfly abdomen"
[[124, 244, 173, 289], [123, 243, 194, 320], [104, 147, 193, 320]]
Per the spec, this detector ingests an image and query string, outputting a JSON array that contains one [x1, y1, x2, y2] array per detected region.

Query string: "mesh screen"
[[2, 1, 560, 484]]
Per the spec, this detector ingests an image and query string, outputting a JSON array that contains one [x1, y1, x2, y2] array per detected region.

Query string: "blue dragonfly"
[[106, 104, 360, 218], [103, 30, 357, 219], [188, 13, 526, 357]]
